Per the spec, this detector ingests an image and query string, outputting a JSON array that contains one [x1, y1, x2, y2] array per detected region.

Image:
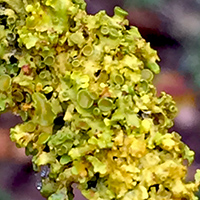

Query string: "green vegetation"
[[0, 0, 200, 199]]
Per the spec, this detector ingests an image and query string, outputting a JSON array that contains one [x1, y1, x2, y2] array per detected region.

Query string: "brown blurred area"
[[0, 113, 46, 200], [1, 0, 200, 199], [0, 123, 25, 162]]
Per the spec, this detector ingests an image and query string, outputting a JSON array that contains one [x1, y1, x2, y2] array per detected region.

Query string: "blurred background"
[[1, 0, 200, 199]]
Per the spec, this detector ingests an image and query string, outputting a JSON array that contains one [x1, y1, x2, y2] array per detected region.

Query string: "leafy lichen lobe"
[[0, 0, 200, 200]]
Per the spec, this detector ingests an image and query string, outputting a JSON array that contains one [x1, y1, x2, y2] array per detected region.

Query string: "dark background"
[[0, 0, 200, 199]]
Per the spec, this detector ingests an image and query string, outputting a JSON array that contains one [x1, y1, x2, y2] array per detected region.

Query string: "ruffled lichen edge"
[[0, 0, 200, 199]]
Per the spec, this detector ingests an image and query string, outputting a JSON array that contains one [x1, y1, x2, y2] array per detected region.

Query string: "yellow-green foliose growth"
[[0, 0, 200, 199]]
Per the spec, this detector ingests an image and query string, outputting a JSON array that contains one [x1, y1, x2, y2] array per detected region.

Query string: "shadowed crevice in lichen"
[[0, 0, 200, 200]]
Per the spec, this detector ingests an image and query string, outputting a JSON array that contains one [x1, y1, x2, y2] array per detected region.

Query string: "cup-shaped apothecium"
[[0, 0, 200, 199]]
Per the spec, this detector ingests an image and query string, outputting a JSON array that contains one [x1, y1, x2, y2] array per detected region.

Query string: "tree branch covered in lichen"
[[0, 0, 200, 199]]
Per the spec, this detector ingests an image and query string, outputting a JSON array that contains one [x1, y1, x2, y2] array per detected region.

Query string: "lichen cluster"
[[0, 0, 200, 199]]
